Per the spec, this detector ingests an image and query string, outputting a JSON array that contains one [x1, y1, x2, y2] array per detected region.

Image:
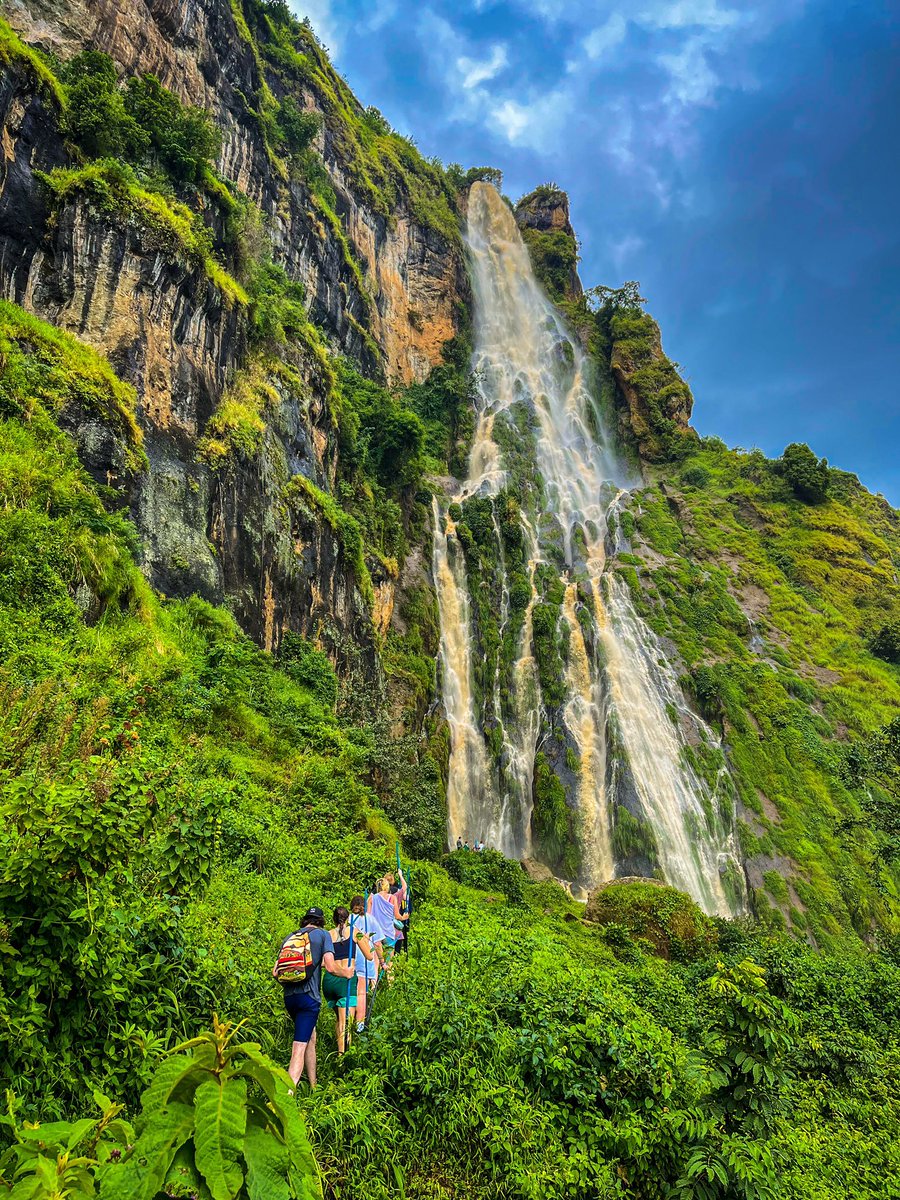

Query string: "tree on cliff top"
[[585, 280, 647, 314]]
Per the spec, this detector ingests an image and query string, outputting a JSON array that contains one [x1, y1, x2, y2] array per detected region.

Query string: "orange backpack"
[[274, 929, 315, 985]]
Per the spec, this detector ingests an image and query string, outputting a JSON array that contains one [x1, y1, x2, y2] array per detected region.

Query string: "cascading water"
[[433, 182, 744, 915]]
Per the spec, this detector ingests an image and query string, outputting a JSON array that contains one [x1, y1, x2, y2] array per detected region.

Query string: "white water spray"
[[433, 183, 743, 915]]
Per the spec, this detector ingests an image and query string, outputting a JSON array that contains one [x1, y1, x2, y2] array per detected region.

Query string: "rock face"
[[514, 186, 582, 303], [0, 1, 467, 677], [609, 313, 695, 462], [5, 0, 464, 384]]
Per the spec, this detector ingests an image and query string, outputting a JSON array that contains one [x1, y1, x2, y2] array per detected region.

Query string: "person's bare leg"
[[304, 1029, 317, 1088], [288, 1039, 308, 1085], [335, 1008, 346, 1055], [355, 975, 367, 1024]]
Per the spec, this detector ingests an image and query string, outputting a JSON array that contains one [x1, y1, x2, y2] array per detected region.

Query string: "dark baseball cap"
[[302, 907, 325, 926]]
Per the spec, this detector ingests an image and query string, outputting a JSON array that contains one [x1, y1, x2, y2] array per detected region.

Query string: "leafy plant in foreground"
[[0, 1018, 322, 1199]]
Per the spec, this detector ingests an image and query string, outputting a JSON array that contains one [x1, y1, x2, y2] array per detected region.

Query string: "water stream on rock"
[[433, 183, 743, 915]]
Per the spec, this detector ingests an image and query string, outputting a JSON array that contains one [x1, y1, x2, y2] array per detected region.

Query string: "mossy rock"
[[584, 879, 718, 961]]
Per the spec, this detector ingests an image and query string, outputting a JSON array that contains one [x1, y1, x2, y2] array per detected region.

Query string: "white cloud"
[[658, 35, 720, 107], [416, 9, 574, 153], [583, 13, 628, 62], [458, 44, 509, 91], [411, 1, 800, 204], [487, 94, 569, 149], [638, 0, 740, 32]]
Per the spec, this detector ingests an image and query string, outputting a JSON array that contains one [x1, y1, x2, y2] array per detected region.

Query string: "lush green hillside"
[[2, 299, 900, 1200], [521, 264, 900, 943], [3, 4, 900, 1198], [622, 439, 900, 941]]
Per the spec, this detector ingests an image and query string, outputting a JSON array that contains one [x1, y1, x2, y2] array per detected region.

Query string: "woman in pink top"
[[368, 873, 408, 973]]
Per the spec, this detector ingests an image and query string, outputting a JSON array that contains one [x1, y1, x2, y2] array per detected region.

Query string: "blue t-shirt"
[[280, 926, 334, 1002]]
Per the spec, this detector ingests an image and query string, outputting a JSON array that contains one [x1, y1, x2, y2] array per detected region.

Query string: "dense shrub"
[[59, 51, 220, 185], [278, 632, 339, 708], [780, 441, 830, 503], [336, 361, 426, 489], [869, 619, 900, 664], [59, 50, 149, 159], [585, 880, 719, 961], [681, 464, 711, 489], [123, 72, 221, 183], [442, 847, 526, 905]]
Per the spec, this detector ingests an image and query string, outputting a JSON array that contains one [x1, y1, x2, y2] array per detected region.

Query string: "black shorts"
[[284, 991, 321, 1043]]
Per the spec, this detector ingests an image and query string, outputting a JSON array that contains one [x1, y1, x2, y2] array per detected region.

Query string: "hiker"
[[456, 836, 463, 850], [387, 870, 409, 956], [273, 906, 355, 1087], [350, 893, 383, 1031], [323, 905, 373, 1055], [368, 874, 408, 978], [464, 839, 471, 850]]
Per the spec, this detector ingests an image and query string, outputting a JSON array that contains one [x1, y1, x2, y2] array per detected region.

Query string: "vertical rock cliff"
[[0, 0, 466, 674]]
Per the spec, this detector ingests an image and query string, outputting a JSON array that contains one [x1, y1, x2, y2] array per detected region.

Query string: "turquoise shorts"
[[322, 972, 353, 1009]]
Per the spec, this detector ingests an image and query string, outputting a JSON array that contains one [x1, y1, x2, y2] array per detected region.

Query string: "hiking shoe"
[[356, 1021, 365, 1033]]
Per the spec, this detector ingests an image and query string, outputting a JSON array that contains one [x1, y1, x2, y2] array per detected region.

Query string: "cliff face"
[[514, 185, 582, 304], [609, 312, 695, 462], [0, 0, 466, 674]]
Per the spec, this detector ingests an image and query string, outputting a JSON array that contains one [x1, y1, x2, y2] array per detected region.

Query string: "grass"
[[0, 299, 145, 470], [39, 160, 248, 307], [0, 16, 65, 109], [619, 439, 900, 940]]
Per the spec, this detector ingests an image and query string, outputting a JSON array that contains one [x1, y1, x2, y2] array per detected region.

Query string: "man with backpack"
[[273, 907, 356, 1087]]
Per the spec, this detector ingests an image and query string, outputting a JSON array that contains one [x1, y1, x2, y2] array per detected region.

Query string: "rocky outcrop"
[[609, 313, 695, 462], [514, 185, 582, 303]]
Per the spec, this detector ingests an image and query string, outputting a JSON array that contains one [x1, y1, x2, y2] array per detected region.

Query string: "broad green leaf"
[[283, 1114, 322, 1200], [99, 1102, 194, 1200], [193, 1077, 246, 1200], [139, 1048, 216, 1121], [18, 1118, 95, 1150], [242, 1126, 292, 1200], [164, 1143, 213, 1200], [8, 1177, 42, 1200]]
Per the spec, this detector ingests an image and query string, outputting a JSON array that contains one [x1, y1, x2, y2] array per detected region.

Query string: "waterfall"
[[432, 182, 744, 916]]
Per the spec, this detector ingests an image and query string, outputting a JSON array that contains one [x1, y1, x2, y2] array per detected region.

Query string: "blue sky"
[[291, 0, 900, 502]]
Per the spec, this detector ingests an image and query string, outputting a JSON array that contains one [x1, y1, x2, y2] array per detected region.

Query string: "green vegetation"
[[240, 1, 461, 243], [0, 299, 144, 468], [4, 6, 900, 1195], [518, 226, 579, 303], [405, 332, 476, 476], [0, 1017, 322, 1198], [0, 315, 406, 1116], [286, 473, 374, 607], [586, 880, 718, 961], [870, 619, 900, 664], [515, 185, 579, 303], [38, 160, 248, 306], [780, 441, 831, 504], [607, 307, 695, 462], [0, 16, 64, 108], [58, 51, 221, 183], [614, 435, 900, 939], [2, 292, 900, 1200], [532, 751, 581, 877]]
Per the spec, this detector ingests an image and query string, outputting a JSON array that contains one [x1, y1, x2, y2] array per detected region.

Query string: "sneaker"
[[356, 1021, 365, 1033]]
